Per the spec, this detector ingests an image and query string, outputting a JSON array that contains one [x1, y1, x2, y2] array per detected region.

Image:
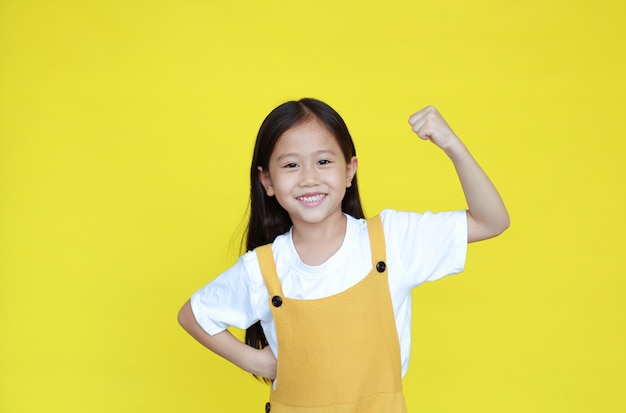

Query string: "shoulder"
[[378, 209, 423, 236], [244, 230, 298, 281], [378, 208, 466, 229], [243, 229, 293, 264], [376, 208, 467, 250], [377, 209, 468, 285], [347, 209, 432, 241], [346, 210, 419, 230]]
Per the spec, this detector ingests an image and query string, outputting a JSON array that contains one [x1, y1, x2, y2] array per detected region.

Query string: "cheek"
[[272, 175, 294, 194]]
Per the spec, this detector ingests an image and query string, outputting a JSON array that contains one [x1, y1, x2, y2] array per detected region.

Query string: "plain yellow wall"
[[1, 1, 624, 412]]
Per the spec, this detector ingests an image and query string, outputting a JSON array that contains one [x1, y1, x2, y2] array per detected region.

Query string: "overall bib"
[[256, 215, 408, 413]]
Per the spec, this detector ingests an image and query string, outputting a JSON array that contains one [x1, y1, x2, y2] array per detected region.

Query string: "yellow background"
[[1, 0, 624, 412]]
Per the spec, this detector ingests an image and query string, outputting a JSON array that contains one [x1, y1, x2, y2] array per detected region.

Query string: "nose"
[[300, 165, 320, 186]]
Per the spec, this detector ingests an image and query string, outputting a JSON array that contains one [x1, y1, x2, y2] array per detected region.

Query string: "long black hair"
[[243, 98, 365, 378]]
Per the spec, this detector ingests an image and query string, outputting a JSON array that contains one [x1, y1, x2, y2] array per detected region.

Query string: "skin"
[[407, 106, 509, 242], [257, 118, 358, 266], [178, 106, 510, 381]]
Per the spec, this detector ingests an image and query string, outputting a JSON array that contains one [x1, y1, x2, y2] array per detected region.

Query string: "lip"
[[296, 193, 327, 206]]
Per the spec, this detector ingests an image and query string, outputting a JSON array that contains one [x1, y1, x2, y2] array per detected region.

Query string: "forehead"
[[272, 119, 341, 157]]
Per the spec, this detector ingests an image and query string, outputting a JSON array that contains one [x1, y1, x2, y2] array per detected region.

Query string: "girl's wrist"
[[440, 137, 468, 159], [251, 347, 277, 380]]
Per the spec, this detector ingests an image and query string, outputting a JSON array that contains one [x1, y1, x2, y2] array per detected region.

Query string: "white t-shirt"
[[191, 209, 467, 377]]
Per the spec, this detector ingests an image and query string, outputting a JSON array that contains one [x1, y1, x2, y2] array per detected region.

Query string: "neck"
[[291, 213, 347, 266]]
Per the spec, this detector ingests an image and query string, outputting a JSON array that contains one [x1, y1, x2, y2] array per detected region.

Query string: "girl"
[[178, 98, 509, 412]]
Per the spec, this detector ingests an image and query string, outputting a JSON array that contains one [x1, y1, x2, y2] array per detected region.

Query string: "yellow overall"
[[256, 215, 408, 413]]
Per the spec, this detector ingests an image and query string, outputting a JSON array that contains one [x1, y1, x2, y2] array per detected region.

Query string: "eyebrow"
[[275, 149, 337, 162]]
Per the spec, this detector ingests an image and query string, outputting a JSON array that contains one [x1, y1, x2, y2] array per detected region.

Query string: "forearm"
[[444, 140, 509, 242], [408, 106, 510, 242], [177, 300, 276, 379]]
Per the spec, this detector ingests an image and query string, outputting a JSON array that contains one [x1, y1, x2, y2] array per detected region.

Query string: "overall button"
[[265, 402, 271, 412], [376, 261, 386, 273], [271, 296, 283, 307]]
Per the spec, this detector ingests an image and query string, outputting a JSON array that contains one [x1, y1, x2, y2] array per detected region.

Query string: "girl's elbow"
[[497, 209, 511, 234], [177, 300, 196, 330], [501, 215, 511, 233], [468, 213, 510, 242], [490, 214, 510, 239], [488, 213, 510, 238]]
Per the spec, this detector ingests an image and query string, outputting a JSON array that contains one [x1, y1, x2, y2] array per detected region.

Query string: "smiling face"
[[258, 118, 358, 230]]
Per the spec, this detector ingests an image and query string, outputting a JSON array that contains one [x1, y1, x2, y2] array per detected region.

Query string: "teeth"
[[298, 194, 325, 202]]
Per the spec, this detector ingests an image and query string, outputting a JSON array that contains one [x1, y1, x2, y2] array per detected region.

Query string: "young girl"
[[178, 98, 509, 412]]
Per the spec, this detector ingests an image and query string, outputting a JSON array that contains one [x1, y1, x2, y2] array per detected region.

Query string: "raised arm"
[[177, 300, 277, 379], [408, 106, 510, 243]]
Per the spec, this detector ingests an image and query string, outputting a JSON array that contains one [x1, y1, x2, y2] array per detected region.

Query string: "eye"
[[317, 159, 331, 166], [284, 163, 299, 168]]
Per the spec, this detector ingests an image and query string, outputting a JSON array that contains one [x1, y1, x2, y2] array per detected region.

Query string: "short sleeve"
[[189, 253, 259, 336], [381, 209, 467, 288]]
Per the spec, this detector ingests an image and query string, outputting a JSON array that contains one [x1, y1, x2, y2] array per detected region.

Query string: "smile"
[[297, 194, 326, 203]]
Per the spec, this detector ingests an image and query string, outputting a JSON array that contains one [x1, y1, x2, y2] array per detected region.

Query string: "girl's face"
[[258, 118, 358, 230]]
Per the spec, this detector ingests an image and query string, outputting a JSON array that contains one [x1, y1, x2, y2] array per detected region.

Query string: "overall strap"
[[367, 214, 387, 267], [256, 244, 284, 297]]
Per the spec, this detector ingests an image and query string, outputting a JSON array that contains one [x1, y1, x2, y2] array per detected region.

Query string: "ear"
[[345, 156, 358, 188], [257, 166, 275, 196]]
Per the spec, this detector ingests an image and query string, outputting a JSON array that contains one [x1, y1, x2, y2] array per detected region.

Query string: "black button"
[[271, 296, 282, 307], [265, 402, 271, 412], [376, 261, 386, 273]]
